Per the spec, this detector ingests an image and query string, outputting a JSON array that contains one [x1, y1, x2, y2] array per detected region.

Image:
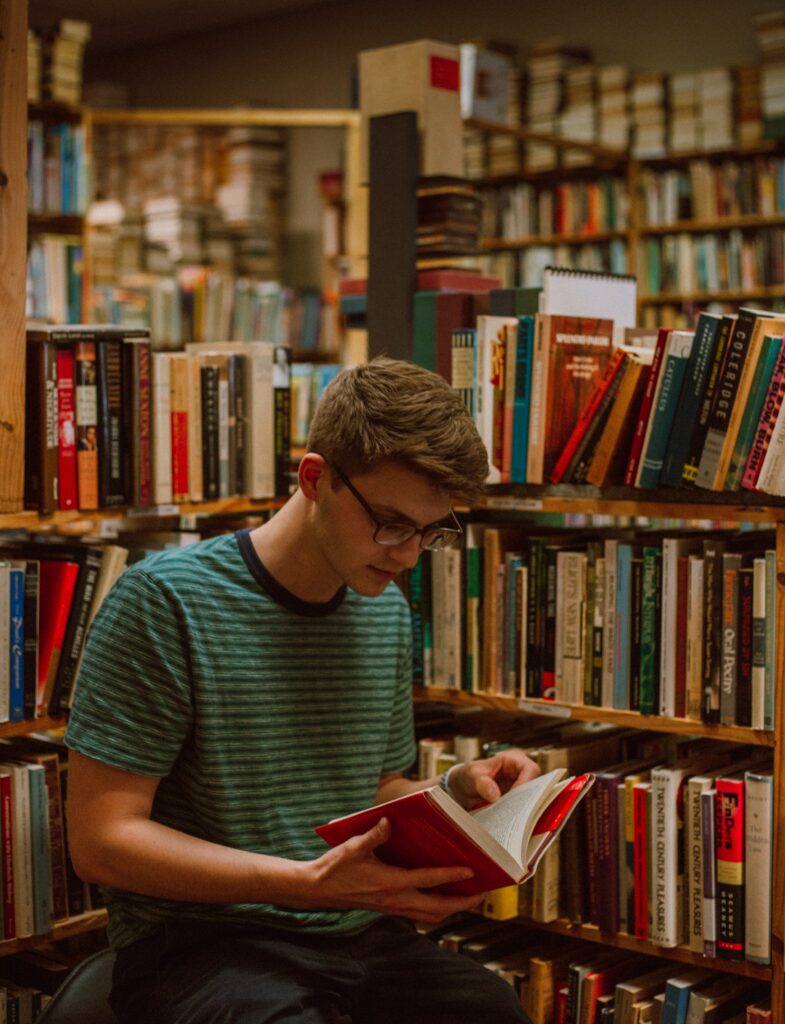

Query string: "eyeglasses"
[[332, 466, 463, 552]]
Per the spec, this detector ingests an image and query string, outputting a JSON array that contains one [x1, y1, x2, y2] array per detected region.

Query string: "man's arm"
[[68, 751, 484, 924]]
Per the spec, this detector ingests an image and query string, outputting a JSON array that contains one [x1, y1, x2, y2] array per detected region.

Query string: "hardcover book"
[[316, 768, 594, 897]]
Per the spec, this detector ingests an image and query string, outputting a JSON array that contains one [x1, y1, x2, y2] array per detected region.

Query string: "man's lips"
[[369, 566, 397, 579]]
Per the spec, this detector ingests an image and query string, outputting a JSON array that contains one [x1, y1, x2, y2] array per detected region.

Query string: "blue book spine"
[[638, 353, 690, 488], [7, 568, 23, 723], [510, 316, 534, 483], [504, 556, 523, 695], [28, 765, 52, 936], [613, 543, 633, 709]]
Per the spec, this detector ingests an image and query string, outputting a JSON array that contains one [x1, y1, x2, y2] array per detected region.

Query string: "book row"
[[24, 325, 292, 515], [27, 121, 88, 218], [26, 236, 83, 327], [419, 728, 774, 964], [482, 177, 629, 240], [88, 275, 319, 351], [638, 157, 785, 227], [639, 228, 785, 296], [425, 912, 770, 1024], [479, 242, 629, 291], [455, 305, 785, 498], [411, 526, 777, 729]]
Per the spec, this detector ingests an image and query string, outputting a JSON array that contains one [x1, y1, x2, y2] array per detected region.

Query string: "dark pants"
[[110, 916, 531, 1024]]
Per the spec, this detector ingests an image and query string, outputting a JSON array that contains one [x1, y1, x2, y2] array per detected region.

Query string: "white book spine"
[[186, 355, 204, 503], [685, 776, 712, 953], [744, 770, 773, 964], [151, 353, 172, 505], [650, 766, 686, 947], [685, 556, 705, 720], [659, 539, 679, 716], [247, 345, 275, 499]]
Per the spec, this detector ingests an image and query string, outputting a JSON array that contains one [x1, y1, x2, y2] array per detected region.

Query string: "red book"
[[170, 354, 189, 503], [549, 347, 628, 484], [531, 313, 615, 483], [715, 772, 745, 960], [74, 340, 98, 510], [316, 769, 594, 897], [0, 771, 14, 939], [633, 781, 650, 939], [36, 559, 79, 716], [623, 327, 672, 487], [417, 269, 501, 292], [56, 346, 78, 511]]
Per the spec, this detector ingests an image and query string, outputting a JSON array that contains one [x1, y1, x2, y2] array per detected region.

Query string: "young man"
[[66, 357, 539, 1023]]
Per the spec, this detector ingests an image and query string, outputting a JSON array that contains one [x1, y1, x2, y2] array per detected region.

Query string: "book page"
[[471, 768, 566, 866]]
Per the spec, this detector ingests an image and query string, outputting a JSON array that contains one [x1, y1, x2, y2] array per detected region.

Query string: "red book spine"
[[56, 346, 78, 510], [550, 348, 627, 483], [715, 776, 745, 960], [633, 783, 649, 939], [0, 773, 14, 939], [171, 411, 189, 502], [623, 328, 671, 487], [742, 337, 785, 490], [137, 342, 152, 506]]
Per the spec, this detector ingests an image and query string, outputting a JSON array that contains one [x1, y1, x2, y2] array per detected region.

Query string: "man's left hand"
[[447, 749, 540, 809]]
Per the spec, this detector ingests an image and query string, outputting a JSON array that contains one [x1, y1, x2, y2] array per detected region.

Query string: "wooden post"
[[366, 111, 418, 361], [0, 0, 28, 512]]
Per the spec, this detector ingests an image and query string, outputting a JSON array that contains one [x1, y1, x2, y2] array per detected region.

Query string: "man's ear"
[[298, 452, 327, 501]]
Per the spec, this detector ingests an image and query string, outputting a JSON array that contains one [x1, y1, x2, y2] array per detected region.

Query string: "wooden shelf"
[[27, 100, 84, 123], [481, 230, 626, 251], [0, 909, 107, 957], [0, 497, 288, 532], [0, 715, 64, 738], [28, 213, 84, 235], [639, 285, 785, 305], [475, 483, 785, 524], [414, 688, 774, 747], [639, 212, 785, 235], [516, 917, 772, 981]]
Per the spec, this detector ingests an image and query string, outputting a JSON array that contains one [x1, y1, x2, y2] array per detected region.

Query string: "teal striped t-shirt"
[[66, 529, 416, 947]]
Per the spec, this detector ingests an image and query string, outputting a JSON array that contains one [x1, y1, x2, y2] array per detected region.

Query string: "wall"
[[84, 0, 785, 286]]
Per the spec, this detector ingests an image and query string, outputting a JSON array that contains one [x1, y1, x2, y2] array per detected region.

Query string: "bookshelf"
[[414, 490, 785, 1017]]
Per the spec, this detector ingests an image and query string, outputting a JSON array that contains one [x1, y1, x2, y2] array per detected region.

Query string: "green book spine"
[[638, 546, 661, 716], [724, 335, 781, 491]]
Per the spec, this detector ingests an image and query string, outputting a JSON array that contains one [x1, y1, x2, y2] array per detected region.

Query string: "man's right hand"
[[297, 818, 485, 925]]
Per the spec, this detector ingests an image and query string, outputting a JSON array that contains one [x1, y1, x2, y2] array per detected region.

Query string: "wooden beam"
[[0, 0, 28, 512], [88, 108, 359, 129]]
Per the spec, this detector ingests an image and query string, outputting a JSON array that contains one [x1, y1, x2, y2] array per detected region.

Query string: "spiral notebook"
[[540, 267, 638, 343]]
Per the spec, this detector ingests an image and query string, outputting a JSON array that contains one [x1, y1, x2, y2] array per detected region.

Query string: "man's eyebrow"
[[369, 502, 449, 529]]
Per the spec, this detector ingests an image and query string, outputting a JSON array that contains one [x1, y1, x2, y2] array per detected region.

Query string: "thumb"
[[476, 774, 502, 803], [343, 816, 391, 858]]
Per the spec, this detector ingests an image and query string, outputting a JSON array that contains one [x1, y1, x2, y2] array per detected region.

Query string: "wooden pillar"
[[0, 0, 28, 511]]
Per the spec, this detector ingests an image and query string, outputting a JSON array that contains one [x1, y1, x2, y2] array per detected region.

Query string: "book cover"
[[741, 336, 785, 490], [273, 346, 291, 497], [751, 558, 767, 730], [549, 348, 627, 485], [719, 554, 742, 727], [451, 327, 476, 416], [33, 560, 78, 717], [724, 333, 784, 491], [511, 316, 535, 484], [169, 353, 190, 503], [150, 352, 173, 506], [315, 768, 594, 897], [20, 561, 39, 721], [200, 364, 220, 500], [659, 312, 722, 488], [701, 538, 726, 724], [95, 337, 125, 507], [701, 787, 717, 959], [632, 780, 650, 940], [476, 316, 516, 484], [537, 314, 615, 483], [638, 546, 661, 717], [7, 566, 24, 724], [55, 346, 77, 511], [73, 340, 98, 510], [123, 337, 152, 507]]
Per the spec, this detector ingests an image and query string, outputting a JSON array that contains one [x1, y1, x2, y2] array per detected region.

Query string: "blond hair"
[[307, 357, 488, 503]]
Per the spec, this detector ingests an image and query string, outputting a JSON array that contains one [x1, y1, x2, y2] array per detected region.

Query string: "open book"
[[315, 768, 594, 896]]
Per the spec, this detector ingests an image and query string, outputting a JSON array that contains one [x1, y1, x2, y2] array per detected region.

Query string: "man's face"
[[315, 461, 454, 597]]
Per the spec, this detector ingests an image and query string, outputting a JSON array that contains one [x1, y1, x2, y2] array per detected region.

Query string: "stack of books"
[[40, 18, 91, 106], [143, 197, 205, 266], [630, 71, 668, 158], [27, 30, 42, 104], [559, 62, 596, 167], [416, 177, 483, 266], [597, 64, 630, 151], [754, 8, 785, 139], [737, 63, 764, 146], [698, 66, 735, 151], [524, 42, 591, 171], [668, 73, 700, 154]]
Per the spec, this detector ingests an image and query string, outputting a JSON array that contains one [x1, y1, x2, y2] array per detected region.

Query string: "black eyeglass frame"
[[331, 466, 463, 551]]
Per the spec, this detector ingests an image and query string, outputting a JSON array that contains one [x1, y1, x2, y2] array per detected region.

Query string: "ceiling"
[[28, 0, 345, 52]]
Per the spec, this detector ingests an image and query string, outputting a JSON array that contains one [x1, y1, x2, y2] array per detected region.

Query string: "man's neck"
[[248, 492, 344, 604]]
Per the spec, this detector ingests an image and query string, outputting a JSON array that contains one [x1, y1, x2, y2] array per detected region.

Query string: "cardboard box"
[[359, 39, 463, 180]]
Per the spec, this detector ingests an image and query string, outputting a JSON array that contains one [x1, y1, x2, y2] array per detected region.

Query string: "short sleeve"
[[380, 596, 416, 775], [66, 566, 194, 776]]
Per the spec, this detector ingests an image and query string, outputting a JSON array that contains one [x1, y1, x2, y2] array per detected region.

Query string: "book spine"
[[200, 365, 220, 500], [633, 782, 649, 939], [135, 341, 152, 507], [511, 318, 533, 484], [736, 567, 753, 728], [741, 339, 785, 489], [55, 346, 77, 511], [7, 569, 24, 724], [638, 547, 660, 716], [637, 348, 691, 488], [96, 339, 125, 507], [0, 773, 12, 940], [612, 544, 632, 710], [720, 557, 741, 726], [716, 776, 745, 960], [49, 548, 102, 715], [595, 774, 621, 933], [682, 316, 734, 484], [695, 310, 759, 489], [24, 341, 58, 515], [702, 540, 724, 724], [764, 549, 776, 730], [451, 328, 476, 416], [623, 328, 669, 486], [232, 354, 246, 496], [273, 346, 291, 497], [73, 340, 98, 510], [151, 353, 173, 506], [725, 335, 782, 490], [686, 779, 708, 954], [21, 564, 38, 721], [744, 771, 773, 965], [701, 787, 717, 958], [650, 767, 684, 948], [751, 558, 767, 730], [566, 361, 627, 484]]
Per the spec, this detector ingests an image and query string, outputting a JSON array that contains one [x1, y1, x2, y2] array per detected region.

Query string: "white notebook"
[[540, 266, 638, 343]]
